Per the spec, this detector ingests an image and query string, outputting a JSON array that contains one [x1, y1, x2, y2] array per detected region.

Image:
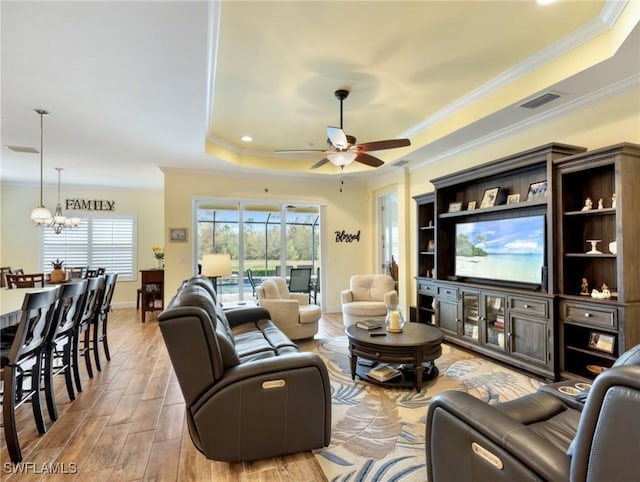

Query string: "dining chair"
[[43, 279, 88, 421], [0, 286, 60, 463], [73, 276, 104, 391], [91, 272, 118, 371], [289, 267, 313, 302], [66, 266, 87, 279], [85, 267, 105, 278], [0, 266, 11, 288], [5, 273, 45, 289]]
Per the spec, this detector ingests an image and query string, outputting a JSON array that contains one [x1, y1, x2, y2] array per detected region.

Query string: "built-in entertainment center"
[[414, 142, 640, 381]]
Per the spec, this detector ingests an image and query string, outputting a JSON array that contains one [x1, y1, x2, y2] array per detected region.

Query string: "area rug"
[[309, 336, 543, 482]]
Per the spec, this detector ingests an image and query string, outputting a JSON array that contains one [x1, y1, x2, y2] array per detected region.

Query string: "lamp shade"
[[201, 253, 232, 277], [328, 151, 357, 167]]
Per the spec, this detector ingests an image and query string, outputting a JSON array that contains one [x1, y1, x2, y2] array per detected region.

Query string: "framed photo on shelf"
[[506, 193, 520, 205], [169, 227, 188, 242], [448, 202, 463, 213], [526, 180, 548, 201], [588, 331, 615, 354], [480, 187, 500, 208], [467, 201, 477, 210]]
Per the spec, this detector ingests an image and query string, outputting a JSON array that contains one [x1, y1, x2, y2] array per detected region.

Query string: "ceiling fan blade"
[[356, 138, 410, 152], [309, 157, 330, 170], [355, 152, 384, 168], [327, 126, 348, 149], [274, 149, 326, 154]]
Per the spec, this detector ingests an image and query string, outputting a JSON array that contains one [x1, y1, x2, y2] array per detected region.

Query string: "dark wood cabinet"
[[416, 143, 587, 380], [414, 193, 436, 324], [140, 269, 164, 323], [554, 143, 640, 379]]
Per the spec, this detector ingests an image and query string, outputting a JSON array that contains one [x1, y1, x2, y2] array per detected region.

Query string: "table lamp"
[[201, 253, 232, 293]]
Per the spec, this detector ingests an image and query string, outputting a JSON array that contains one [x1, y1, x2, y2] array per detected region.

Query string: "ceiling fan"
[[275, 89, 411, 170]]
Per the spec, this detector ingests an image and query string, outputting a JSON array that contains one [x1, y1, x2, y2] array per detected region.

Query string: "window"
[[41, 215, 136, 281]]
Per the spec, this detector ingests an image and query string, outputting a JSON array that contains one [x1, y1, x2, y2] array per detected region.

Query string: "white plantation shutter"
[[42, 216, 135, 281]]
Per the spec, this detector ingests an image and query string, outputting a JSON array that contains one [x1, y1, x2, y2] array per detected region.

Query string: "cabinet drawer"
[[561, 301, 617, 329], [437, 285, 458, 300], [509, 296, 548, 318], [418, 281, 437, 296]]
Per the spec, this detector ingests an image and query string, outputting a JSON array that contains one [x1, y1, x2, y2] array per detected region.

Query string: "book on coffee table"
[[367, 364, 401, 382], [356, 319, 384, 330]]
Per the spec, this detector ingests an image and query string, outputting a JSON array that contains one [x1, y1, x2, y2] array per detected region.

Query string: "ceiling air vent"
[[520, 92, 561, 109]]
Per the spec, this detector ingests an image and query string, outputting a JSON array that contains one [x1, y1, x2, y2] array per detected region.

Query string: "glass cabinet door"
[[484, 294, 506, 351], [461, 291, 479, 341]]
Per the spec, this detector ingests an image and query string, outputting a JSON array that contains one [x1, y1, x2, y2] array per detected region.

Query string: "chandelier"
[[30, 109, 52, 225], [29, 109, 80, 233], [49, 167, 80, 234]]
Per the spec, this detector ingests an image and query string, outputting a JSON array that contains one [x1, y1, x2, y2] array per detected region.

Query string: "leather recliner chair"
[[425, 344, 640, 481]]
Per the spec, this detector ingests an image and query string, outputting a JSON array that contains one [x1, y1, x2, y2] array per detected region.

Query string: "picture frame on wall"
[[169, 227, 188, 242], [527, 180, 548, 201], [467, 201, 477, 210], [480, 187, 500, 208]]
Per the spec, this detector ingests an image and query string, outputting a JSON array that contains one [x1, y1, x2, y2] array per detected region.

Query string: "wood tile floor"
[[1, 308, 346, 481]]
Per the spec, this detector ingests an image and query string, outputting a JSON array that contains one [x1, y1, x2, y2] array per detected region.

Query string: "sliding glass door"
[[196, 201, 321, 302]]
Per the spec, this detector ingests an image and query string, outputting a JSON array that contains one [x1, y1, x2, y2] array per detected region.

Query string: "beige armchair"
[[256, 277, 321, 340], [341, 274, 398, 327]]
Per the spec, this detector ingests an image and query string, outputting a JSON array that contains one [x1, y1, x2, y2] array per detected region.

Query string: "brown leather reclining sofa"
[[158, 275, 331, 462]]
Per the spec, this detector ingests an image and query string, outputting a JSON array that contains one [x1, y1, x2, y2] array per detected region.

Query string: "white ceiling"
[[1, 1, 638, 190]]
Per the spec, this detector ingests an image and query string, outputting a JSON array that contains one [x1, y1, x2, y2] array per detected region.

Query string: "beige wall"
[[0, 183, 163, 307], [163, 171, 374, 313]]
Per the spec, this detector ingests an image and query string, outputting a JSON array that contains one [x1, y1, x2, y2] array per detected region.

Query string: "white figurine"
[[598, 198, 604, 210], [612, 193, 616, 209], [581, 197, 593, 211]]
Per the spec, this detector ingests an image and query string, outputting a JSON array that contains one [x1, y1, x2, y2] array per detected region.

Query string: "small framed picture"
[[588, 331, 615, 354], [467, 201, 477, 210], [169, 227, 188, 242], [527, 180, 548, 201], [506, 194, 520, 205], [480, 187, 500, 208], [448, 202, 463, 213]]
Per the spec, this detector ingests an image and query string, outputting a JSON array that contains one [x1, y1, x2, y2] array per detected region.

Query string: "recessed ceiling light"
[[241, 135, 253, 142], [536, 0, 555, 5]]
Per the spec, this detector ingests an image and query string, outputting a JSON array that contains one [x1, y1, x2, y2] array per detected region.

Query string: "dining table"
[[0, 286, 59, 329]]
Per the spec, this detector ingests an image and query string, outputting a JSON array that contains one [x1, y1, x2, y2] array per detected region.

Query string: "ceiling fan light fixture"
[[328, 151, 357, 167]]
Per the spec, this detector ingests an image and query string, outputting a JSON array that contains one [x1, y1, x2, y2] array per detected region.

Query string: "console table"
[[140, 269, 164, 322]]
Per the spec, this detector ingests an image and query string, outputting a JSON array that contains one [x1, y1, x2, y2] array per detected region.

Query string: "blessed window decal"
[[65, 199, 115, 211], [335, 230, 360, 243]]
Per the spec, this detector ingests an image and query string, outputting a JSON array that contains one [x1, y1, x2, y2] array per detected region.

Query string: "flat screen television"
[[455, 215, 545, 286]]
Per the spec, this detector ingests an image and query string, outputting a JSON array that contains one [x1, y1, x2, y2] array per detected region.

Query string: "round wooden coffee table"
[[346, 322, 443, 392]]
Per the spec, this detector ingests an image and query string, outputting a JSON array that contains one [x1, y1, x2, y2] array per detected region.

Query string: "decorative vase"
[[156, 258, 164, 269], [385, 305, 405, 333], [50, 268, 66, 284]]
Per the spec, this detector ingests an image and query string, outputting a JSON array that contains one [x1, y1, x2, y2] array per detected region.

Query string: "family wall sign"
[[65, 199, 116, 211]]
